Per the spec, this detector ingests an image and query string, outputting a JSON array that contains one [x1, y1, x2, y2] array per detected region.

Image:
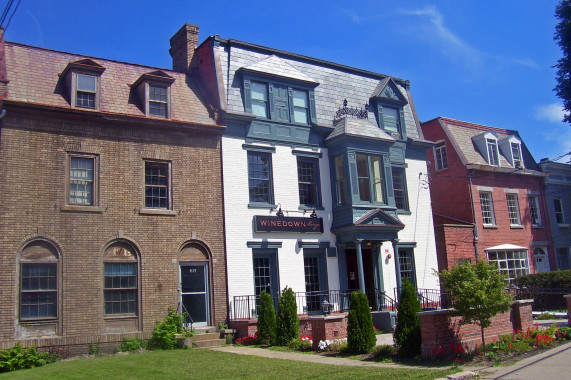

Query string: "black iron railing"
[[393, 287, 452, 310], [512, 287, 571, 311]]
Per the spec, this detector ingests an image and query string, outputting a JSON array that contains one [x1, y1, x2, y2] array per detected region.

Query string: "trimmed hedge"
[[256, 290, 277, 345], [347, 290, 376, 354], [513, 270, 571, 288]]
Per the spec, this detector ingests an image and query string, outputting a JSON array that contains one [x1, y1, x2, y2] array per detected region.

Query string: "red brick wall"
[[434, 224, 476, 271], [310, 315, 348, 349], [419, 300, 534, 358]]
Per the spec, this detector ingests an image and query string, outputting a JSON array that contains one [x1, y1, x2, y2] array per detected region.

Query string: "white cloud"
[[534, 103, 567, 123]]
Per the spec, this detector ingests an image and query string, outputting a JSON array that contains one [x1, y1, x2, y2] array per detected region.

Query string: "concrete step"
[[193, 338, 226, 349], [192, 332, 222, 342], [192, 326, 217, 334]]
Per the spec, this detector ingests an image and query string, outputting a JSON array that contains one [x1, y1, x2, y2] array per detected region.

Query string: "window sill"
[[531, 224, 544, 229], [558, 224, 570, 228], [139, 208, 176, 216], [61, 205, 103, 213], [298, 205, 324, 211], [104, 314, 138, 320], [483, 224, 498, 229], [19, 318, 58, 324], [397, 210, 412, 215], [510, 224, 524, 229], [248, 203, 277, 210]]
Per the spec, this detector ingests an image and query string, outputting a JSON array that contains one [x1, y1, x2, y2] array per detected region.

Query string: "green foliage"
[[275, 287, 300, 346], [225, 334, 234, 345], [372, 344, 396, 359], [439, 260, 513, 354], [0, 344, 49, 373], [513, 270, 571, 288], [118, 338, 146, 352], [217, 322, 228, 330], [88, 343, 100, 355], [554, 0, 571, 124], [536, 312, 558, 320], [148, 307, 186, 350], [393, 278, 422, 357], [347, 290, 376, 354], [256, 290, 277, 345]]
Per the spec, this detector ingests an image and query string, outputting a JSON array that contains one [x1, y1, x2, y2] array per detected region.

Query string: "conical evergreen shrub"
[[256, 290, 276, 345], [347, 290, 376, 354], [275, 287, 300, 346], [393, 278, 422, 357]]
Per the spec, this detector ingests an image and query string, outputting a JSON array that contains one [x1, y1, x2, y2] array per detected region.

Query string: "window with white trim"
[[392, 167, 409, 211], [149, 85, 168, 117], [506, 193, 521, 225], [434, 141, 448, 171], [554, 198, 566, 224], [144, 161, 171, 209], [528, 196, 542, 226], [76, 74, 97, 108], [511, 143, 523, 168], [68, 154, 98, 206], [487, 249, 529, 284], [480, 192, 496, 225], [487, 138, 499, 166]]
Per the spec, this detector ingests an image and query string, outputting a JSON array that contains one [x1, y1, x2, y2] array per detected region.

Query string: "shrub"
[[393, 278, 422, 357], [88, 343, 100, 355], [147, 307, 186, 350], [372, 344, 396, 359], [118, 338, 146, 352], [513, 270, 571, 288], [0, 344, 49, 373], [347, 290, 376, 354], [275, 287, 300, 346], [235, 333, 257, 345], [536, 312, 557, 320], [256, 290, 277, 345]]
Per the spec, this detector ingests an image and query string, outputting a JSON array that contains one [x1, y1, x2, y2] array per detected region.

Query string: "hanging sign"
[[254, 215, 323, 233]]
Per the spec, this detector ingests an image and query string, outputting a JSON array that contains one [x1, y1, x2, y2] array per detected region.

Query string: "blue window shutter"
[[273, 84, 289, 122], [268, 83, 275, 120], [288, 87, 295, 122], [398, 108, 407, 140], [308, 90, 317, 123], [244, 79, 252, 113], [384, 158, 395, 207]]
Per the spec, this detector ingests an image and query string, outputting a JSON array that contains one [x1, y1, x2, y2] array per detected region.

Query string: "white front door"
[[180, 263, 209, 327], [534, 248, 550, 273]]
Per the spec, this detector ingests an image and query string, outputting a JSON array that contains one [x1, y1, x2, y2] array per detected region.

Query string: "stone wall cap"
[[418, 308, 455, 316], [308, 313, 347, 320], [512, 299, 534, 305]]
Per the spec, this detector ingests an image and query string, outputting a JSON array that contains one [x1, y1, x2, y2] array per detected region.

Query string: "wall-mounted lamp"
[[275, 203, 284, 217], [310, 209, 317, 218]]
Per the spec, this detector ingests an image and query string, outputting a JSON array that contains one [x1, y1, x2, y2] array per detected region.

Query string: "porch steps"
[[191, 326, 226, 349]]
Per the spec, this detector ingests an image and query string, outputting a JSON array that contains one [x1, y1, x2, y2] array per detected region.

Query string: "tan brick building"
[[0, 26, 227, 352]]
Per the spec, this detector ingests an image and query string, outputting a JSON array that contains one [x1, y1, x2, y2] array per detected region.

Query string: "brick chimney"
[[0, 27, 8, 96], [169, 24, 199, 73]]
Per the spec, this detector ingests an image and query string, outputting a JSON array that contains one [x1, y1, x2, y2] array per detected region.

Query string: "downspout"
[[468, 170, 479, 260]]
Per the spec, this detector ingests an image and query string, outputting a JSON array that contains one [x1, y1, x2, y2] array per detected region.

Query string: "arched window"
[[103, 242, 138, 315], [19, 241, 60, 320]]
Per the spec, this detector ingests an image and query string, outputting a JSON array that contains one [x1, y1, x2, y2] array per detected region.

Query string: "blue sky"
[[3, 0, 569, 162]]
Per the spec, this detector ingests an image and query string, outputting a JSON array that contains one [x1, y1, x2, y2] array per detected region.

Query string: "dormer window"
[[498, 135, 524, 168], [371, 77, 408, 141], [132, 71, 175, 119], [382, 106, 401, 138], [76, 74, 97, 108], [511, 143, 523, 168], [487, 138, 499, 166], [61, 59, 105, 110]]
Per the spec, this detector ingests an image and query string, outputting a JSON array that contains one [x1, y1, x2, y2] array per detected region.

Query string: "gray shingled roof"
[[326, 115, 395, 142], [241, 55, 318, 84]]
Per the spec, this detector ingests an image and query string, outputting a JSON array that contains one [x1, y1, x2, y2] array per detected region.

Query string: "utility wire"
[[4, 0, 21, 31]]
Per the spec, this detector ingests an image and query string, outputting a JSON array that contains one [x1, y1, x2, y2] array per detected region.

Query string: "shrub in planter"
[[148, 307, 186, 350], [347, 290, 376, 354], [275, 287, 300, 346], [393, 278, 422, 358], [256, 290, 277, 345]]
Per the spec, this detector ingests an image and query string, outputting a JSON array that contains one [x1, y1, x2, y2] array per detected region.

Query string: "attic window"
[[487, 138, 499, 166], [61, 59, 106, 110], [132, 71, 175, 119], [511, 143, 523, 168]]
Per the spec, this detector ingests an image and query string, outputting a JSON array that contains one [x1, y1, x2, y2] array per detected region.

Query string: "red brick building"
[[0, 26, 227, 352], [421, 117, 553, 280]]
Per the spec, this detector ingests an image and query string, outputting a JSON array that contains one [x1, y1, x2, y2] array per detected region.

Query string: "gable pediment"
[[354, 208, 404, 228], [240, 55, 318, 86], [61, 58, 106, 77], [370, 77, 407, 104]]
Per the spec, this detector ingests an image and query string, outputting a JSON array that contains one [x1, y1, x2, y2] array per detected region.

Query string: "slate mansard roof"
[[3, 42, 217, 127], [430, 117, 540, 171], [213, 38, 424, 140]]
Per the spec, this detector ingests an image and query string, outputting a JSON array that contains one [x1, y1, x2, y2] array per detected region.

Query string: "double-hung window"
[[245, 79, 313, 125], [511, 143, 523, 168], [334, 155, 347, 206], [76, 74, 97, 108], [382, 106, 402, 139], [506, 193, 522, 226], [529, 196, 542, 226], [356, 153, 384, 203], [434, 141, 448, 171], [104, 262, 137, 315], [480, 192, 496, 225], [149, 85, 168, 117], [20, 263, 58, 320], [398, 248, 416, 287], [554, 198, 566, 224], [487, 139, 500, 166], [144, 161, 170, 209], [297, 157, 321, 208], [558, 247, 570, 270], [248, 151, 274, 205], [69, 155, 97, 206], [391, 167, 409, 210]]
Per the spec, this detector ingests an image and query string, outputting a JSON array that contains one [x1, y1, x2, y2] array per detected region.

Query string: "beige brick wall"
[[0, 107, 227, 349]]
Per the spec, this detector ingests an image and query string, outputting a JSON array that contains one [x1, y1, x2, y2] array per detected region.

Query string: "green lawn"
[[0, 349, 457, 379]]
